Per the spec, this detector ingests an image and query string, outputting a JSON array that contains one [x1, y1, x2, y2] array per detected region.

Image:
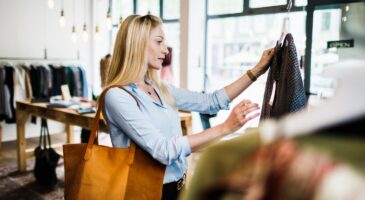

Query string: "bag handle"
[[84, 85, 140, 164], [39, 118, 52, 149]]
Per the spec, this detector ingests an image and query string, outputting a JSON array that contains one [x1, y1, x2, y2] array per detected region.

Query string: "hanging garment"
[[71, 66, 82, 97], [20, 64, 33, 99], [13, 65, 28, 107], [30, 65, 51, 102], [49, 64, 65, 96], [260, 34, 307, 120], [4, 66, 15, 123], [0, 67, 12, 121], [78, 66, 89, 98]]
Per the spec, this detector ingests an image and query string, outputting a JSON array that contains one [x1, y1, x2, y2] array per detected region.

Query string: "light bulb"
[[48, 0, 54, 9], [106, 11, 112, 30], [94, 25, 100, 41], [82, 24, 88, 42], [71, 25, 78, 43], [342, 16, 347, 22], [345, 5, 350, 12], [59, 10, 66, 28]]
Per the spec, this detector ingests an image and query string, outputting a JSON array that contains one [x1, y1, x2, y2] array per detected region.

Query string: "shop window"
[[208, 0, 244, 15], [112, 0, 133, 23], [206, 12, 306, 129], [163, 0, 180, 19], [295, 0, 307, 7], [137, 0, 160, 16], [310, 2, 365, 97]]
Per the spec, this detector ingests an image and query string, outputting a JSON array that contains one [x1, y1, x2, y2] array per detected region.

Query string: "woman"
[[103, 14, 274, 200]]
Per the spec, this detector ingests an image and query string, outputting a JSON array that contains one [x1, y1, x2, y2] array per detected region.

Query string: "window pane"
[[310, 2, 365, 97], [249, 0, 286, 8], [137, 0, 160, 16], [208, 0, 243, 15], [163, 0, 180, 19], [295, 0, 307, 7], [206, 12, 306, 130], [163, 23, 180, 86], [112, 0, 133, 24]]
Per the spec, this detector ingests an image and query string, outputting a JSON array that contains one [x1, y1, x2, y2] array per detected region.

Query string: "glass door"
[[309, 2, 365, 97]]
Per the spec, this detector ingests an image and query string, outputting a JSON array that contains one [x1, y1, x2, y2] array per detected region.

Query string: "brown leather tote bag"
[[63, 85, 166, 200]]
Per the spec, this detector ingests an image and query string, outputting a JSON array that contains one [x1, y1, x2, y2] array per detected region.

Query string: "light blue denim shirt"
[[103, 83, 231, 183]]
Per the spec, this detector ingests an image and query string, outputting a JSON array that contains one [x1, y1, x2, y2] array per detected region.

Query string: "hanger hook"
[[287, 0, 292, 13]]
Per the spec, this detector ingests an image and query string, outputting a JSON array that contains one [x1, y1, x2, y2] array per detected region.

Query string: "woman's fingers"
[[243, 112, 260, 123], [242, 105, 260, 116], [238, 99, 251, 107], [234, 101, 260, 125]]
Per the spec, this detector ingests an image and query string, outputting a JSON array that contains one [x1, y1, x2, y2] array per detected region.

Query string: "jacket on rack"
[[4, 66, 15, 122], [30, 65, 52, 102], [260, 34, 307, 120], [0, 66, 12, 121]]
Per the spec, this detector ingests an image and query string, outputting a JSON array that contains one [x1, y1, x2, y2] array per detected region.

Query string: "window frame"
[[110, 0, 179, 26]]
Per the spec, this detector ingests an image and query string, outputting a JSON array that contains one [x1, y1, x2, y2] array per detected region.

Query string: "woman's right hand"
[[222, 100, 260, 134]]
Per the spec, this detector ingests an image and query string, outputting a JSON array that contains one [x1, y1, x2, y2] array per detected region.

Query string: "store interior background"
[[1, 0, 364, 143]]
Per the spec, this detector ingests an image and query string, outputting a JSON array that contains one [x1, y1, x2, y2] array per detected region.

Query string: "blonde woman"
[[103, 14, 274, 200]]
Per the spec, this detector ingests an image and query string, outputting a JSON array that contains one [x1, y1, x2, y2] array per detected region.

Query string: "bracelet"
[[247, 70, 257, 82]]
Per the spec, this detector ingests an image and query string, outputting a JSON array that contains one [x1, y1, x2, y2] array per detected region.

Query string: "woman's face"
[[147, 25, 168, 70]]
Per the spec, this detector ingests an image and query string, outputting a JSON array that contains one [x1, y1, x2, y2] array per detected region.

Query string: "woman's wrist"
[[251, 65, 263, 77], [218, 123, 232, 136]]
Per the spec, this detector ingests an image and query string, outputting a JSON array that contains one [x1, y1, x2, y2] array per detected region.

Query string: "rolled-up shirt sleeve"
[[166, 84, 231, 114], [104, 88, 191, 165]]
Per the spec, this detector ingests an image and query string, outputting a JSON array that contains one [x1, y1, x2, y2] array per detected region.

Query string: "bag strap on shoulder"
[[84, 85, 140, 162]]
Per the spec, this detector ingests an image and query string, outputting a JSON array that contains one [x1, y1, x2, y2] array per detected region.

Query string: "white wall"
[[0, 0, 111, 141]]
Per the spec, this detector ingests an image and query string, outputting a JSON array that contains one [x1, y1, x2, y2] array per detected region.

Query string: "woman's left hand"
[[252, 48, 275, 77]]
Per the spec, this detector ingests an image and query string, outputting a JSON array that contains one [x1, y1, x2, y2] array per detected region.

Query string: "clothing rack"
[[0, 57, 81, 62], [0, 57, 86, 68]]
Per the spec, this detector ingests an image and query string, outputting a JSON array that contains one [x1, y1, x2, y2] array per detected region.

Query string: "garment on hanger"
[[260, 34, 307, 121], [78, 66, 88, 98], [20, 64, 33, 99], [0, 66, 13, 121], [4, 66, 15, 123], [30, 65, 51, 102], [70, 66, 82, 97], [13, 65, 28, 108], [49, 64, 64, 96]]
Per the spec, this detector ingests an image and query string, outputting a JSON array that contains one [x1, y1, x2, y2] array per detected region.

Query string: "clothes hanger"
[[260, 60, 365, 141], [278, 0, 292, 47]]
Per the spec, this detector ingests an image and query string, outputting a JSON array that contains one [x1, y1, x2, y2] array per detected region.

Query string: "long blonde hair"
[[105, 14, 175, 107]]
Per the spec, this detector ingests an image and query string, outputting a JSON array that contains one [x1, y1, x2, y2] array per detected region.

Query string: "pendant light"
[[94, 25, 100, 41], [59, 0, 66, 28], [71, 0, 77, 43], [82, 0, 88, 42], [106, 1, 112, 31], [48, 0, 55, 9], [94, 0, 100, 42]]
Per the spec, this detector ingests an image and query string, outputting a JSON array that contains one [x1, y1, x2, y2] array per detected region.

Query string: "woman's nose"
[[162, 43, 169, 55]]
